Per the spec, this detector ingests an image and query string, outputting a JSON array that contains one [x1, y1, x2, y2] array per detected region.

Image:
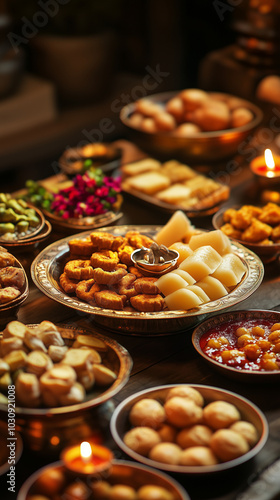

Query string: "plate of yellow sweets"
[[110, 384, 268, 475], [0, 320, 132, 450], [31, 211, 264, 335], [213, 203, 280, 263]]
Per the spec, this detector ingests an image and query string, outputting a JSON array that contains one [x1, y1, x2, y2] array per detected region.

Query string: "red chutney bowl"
[[192, 309, 280, 382]]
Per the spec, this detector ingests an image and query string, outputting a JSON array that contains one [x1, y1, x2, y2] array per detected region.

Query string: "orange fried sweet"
[[0, 251, 16, 268], [118, 245, 135, 266], [90, 232, 126, 251], [68, 237, 95, 256], [59, 272, 79, 294], [115, 273, 137, 299], [134, 277, 159, 294], [241, 218, 272, 243], [220, 223, 242, 240], [128, 266, 144, 278], [271, 224, 280, 242], [125, 231, 154, 249], [258, 203, 280, 226], [130, 294, 165, 312], [76, 279, 103, 303], [93, 266, 127, 286], [94, 290, 127, 310], [90, 250, 119, 271], [64, 259, 94, 280]]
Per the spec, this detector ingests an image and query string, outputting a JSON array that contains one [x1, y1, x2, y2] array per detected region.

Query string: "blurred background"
[[1, 0, 280, 188]]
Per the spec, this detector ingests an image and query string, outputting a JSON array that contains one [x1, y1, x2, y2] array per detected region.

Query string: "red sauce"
[[200, 319, 280, 371]]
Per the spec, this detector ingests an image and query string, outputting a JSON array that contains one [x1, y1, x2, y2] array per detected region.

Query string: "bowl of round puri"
[[120, 90, 263, 164], [110, 384, 268, 476]]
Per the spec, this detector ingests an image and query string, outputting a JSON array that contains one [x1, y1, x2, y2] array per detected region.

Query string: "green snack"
[[0, 223, 15, 234], [17, 220, 29, 233], [17, 199, 28, 209], [28, 216, 40, 227], [7, 199, 26, 215], [2, 208, 19, 222], [0, 193, 8, 203]]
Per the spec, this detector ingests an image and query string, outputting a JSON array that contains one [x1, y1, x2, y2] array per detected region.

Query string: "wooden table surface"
[[1, 141, 280, 500]]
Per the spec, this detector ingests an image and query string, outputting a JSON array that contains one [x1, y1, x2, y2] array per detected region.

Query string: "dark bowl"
[[0, 254, 29, 326], [192, 309, 280, 382], [120, 91, 263, 164]]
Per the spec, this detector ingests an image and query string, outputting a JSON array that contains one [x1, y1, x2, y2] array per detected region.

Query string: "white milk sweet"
[[211, 253, 247, 287], [189, 229, 232, 256], [155, 210, 193, 247]]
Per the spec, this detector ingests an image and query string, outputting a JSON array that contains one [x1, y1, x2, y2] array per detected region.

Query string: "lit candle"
[[60, 440, 113, 477], [250, 148, 280, 187]]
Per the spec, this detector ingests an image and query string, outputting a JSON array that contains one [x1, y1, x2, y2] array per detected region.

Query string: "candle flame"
[[264, 149, 275, 171], [80, 441, 92, 462]]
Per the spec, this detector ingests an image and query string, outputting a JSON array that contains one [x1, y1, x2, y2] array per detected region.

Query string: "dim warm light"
[[80, 441, 92, 463]]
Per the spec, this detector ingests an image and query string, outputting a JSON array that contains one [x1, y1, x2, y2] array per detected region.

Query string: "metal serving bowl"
[[17, 459, 190, 500], [0, 325, 132, 453], [120, 91, 263, 164], [110, 384, 268, 475], [192, 309, 280, 382]]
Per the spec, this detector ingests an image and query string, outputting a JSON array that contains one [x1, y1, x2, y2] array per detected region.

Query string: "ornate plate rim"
[[30, 225, 264, 327]]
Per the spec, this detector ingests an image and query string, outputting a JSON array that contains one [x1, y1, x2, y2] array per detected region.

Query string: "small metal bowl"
[[131, 246, 179, 276], [59, 143, 122, 176], [192, 309, 280, 382], [17, 459, 190, 500], [120, 91, 263, 164], [110, 384, 268, 476]]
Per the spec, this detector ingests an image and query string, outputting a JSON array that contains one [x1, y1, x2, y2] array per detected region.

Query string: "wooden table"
[[1, 141, 280, 500]]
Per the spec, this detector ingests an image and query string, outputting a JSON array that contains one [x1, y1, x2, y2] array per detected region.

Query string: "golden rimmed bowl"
[[120, 91, 263, 164], [131, 247, 179, 276], [30, 225, 264, 335], [0, 324, 132, 453], [59, 142, 122, 176], [192, 309, 280, 382], [212, 206, 280, 263], [17, 459, 190, 500], [110, 384, 268, 476]]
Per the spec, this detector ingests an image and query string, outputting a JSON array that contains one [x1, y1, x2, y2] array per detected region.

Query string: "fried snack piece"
[[1, 337, 24, 356], [134, 277, 159, 295], [93, 266, 127, 285], [92, 364, 117, 386], [59, 272, 79, 294], [128, 266, 144, 278], [15, 372, 41, 408], [94, 290, 126, 310], [258, 202, 280, 226], [2, 320, 28, 340], [271, 224, 280, 242], [68, 237, 95, 256], [0, 266, 25, 290], [0, 250, 15, 268], [64, 259, 94, 280], [76, 279, 103, 304], [90, 231, 126, 251], [0, 287, 21, 304], [90, 250, 119, 271], [26, 350, 53, 377], [115, 273, 137, 299], [130, 294, 165, 312], [118, 245, 135, 266], [125, 231, 154, 249], [241, 218, 272, 243], [220, 223, 242, 240]]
